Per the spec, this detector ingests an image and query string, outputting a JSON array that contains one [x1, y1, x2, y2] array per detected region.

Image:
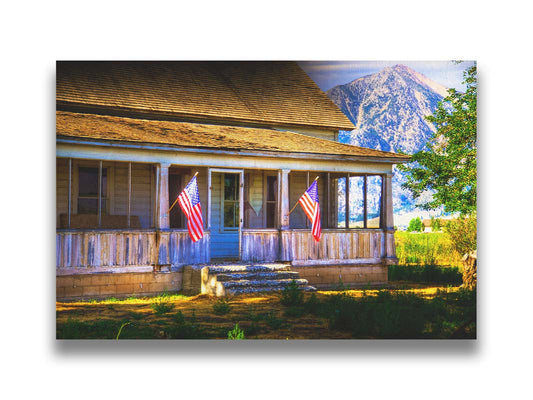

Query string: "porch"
[[56, 156, 397, 297]]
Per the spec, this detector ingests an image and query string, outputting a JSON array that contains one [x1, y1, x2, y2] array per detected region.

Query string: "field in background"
[[395, 231, 462, 267]]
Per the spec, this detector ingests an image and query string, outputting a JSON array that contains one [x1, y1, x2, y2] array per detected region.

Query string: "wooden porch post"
[[279, 169, 291, 261], [280, 169, 290, 230], [383, 172, 397, 263], [157, 163, 170, 229], [155, 163, 171, 269]]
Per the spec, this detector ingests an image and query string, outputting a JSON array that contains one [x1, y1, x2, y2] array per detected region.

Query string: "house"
[[56, 61, 410, 299]]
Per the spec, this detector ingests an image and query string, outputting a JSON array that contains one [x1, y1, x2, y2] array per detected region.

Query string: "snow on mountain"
[[327, 64, 450, 222]]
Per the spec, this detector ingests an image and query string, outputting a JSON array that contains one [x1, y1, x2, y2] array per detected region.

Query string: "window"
[[265, 175, 277, 228], [77, 166, 108, 214], [223, 174, 239, 230], [332, 174, 383, 229], [169, 173, 183, 229]]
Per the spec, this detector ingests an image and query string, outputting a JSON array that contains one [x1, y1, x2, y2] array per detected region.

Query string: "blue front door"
[[210, 172, 240, 259]]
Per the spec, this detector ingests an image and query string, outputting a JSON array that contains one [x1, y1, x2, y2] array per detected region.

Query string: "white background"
[[1, 1, 531, 398]]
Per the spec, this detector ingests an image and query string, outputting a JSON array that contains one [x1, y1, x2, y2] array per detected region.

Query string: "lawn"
[[56, 283, 476, 340]]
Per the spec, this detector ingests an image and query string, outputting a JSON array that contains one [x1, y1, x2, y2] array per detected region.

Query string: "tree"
[[407, 217, 423, 232], [399, 63, 477, 287], [399, 63, 476, 215], [430, 216, 441, 232]]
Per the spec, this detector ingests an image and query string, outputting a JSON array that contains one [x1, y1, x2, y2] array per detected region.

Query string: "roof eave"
[[56, 136, 410, 164], [57, 101, 356, 132]]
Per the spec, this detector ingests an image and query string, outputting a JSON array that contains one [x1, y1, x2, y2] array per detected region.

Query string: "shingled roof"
[[56, 111, 410, 162], [56, 61, 355, 131]]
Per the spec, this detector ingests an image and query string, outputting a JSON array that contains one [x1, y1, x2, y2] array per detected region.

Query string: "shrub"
[[280, 280, 304, 306], [227, 323, 245, 340], [444, 216, 477, 256], [166, 310, 205, 339], [212, 299, 231, 315], [150, 300, 174, 315]]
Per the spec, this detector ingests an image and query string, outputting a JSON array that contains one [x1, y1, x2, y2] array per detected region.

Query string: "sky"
[[298, 61, 476, 92]]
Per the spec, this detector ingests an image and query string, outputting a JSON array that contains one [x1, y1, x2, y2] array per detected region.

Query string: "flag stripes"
[[177, 175, 204, 242], [298, 180, 321, 242]]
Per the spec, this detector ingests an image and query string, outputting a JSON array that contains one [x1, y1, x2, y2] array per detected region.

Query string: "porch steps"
[[202, 263, 316, 296]]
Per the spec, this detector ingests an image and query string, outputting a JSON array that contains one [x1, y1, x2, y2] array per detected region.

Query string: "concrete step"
[[225, 284, 317, 296], [221, 278, 310, 289], [215, 271, 300, 282], [207, 263, 291, 274]]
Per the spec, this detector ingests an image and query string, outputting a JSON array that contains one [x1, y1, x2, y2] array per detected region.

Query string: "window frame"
[[221, 173, 240, 231], [72, 160, 113, 216]]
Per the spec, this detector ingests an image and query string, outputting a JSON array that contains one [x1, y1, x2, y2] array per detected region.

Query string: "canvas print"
[[56, 61, 476, 339]]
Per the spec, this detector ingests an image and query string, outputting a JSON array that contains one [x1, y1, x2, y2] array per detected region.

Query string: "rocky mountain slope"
[[326, 64, 450, 219]]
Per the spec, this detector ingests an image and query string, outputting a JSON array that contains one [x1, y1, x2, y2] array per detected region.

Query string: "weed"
[[227, 323, 245, 340], [129, 312, 144, 320], [212, 299, 231, 315], [264, 312, 284, 329], [284, 306, 305, 318], [116, 322, 131, 339], [151, 300, 174, 315], [280, 280, 304, 306]]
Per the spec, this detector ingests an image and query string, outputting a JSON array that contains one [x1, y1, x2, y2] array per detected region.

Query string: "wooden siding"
[[56, 158, 69, 227], [56, 230, 210, 269], [241, 230, 279, 262], [280, 229, 385, 264]]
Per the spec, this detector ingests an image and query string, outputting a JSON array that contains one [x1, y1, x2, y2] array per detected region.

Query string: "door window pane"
[[224, 174, 238, 200], [224, 203, 239, 228]]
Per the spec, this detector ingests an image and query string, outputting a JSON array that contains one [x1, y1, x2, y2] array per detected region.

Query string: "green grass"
[[395, 231, 462, 266]]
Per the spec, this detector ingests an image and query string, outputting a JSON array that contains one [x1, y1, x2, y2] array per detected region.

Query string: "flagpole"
[[287, 176, 319, 216], [168, 171, 199, 214]]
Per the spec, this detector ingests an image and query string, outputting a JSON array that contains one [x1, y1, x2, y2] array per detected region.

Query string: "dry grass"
[[56, 286, 464, 340]]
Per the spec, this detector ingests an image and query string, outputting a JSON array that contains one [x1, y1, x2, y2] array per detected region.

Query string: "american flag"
[[298, 180, 321, 242], [177, 175, 204, 242]]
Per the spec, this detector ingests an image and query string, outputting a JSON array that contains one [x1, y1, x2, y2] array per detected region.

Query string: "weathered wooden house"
[[56, 61, 410, 299]]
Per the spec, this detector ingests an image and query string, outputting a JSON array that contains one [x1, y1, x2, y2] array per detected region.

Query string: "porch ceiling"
[[56, 111, 410, 163]]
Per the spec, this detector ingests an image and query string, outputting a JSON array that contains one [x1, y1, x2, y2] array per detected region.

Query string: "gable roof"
[[56, 61, 355, 131], [56, 111, 409, 163]]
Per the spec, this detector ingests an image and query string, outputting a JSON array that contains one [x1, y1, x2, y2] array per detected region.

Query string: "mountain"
[[326, 65, 450, 220]]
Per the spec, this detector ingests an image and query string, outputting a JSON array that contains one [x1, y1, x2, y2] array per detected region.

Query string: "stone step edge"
[[225, 285, 317, 295], [207, 265, 291, 274], [220, 278, 309, 288], [215, 271, 300, 282]]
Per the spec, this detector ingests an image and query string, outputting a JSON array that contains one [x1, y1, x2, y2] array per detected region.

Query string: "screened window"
[[265, 175, 277, 228], [78, 167, 108, 214]]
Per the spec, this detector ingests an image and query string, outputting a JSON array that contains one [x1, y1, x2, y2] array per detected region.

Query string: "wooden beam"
[[363, 175, 368, 229], [326, 172, 330, 229], [68, 158, 72, 229], [207, 168, 212, 231], [345, 174, 350, 229], [98, 160, 102, 228], [127, 162, 131, 228]]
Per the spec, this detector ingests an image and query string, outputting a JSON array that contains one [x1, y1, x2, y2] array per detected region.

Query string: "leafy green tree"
[[399, 63, 477, 287], [399, 63, 477, 216], [430, 217, 441, 232], [407, 217, 423, 232]]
